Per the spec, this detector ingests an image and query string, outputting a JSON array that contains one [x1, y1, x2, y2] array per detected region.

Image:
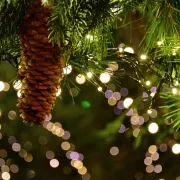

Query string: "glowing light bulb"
[[148, 123, 159, 134], [0, 81, 5, 91], [76, 74, 86, 84], [172, 88, 177, 94], [172, 144, 180, 154], [124, 47, 134, 54], [157, 41, 163, 46], [13, 80, 22, 91], [118, 47, 124, 53], [99, 73, 111, 83], [86, 34, 94, 41], [140, 54, 147, 60], [97, 87, 102, 91], [146, 81, 151, 86], [56, 88, 62, 96], [123, 98, 133, 108], [86, 72, 93, 79], [63, 65, 72, 75], [17, 90, 22, 98]]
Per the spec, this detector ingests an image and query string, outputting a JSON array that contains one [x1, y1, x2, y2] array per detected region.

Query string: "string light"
[[140, 54, 147, 60], [157, 41, 163, 46], [76, 74, 86, 84], [63, 65, 72, 75], [172, 88, 177, 94], [146, 81, 151, 86], [172, 144, 180, 154], [123, 98, 133, 108], [97, 87, 102, 91], [86, 72, 93, 78], [0, 81, 5, 91], [56, 88, 62, 96], [148, 123, 159, 134], [124, 47, 134, 54], [99, 72, 111, 83], [13, 80, 22, 91]]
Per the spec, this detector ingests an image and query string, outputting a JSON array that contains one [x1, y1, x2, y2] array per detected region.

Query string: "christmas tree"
[[0, 0, 180, 179]]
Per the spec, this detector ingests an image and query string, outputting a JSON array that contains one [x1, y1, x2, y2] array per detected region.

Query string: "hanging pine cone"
[[17, 0, 64, 125]]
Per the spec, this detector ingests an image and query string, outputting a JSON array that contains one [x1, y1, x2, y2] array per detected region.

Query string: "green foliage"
[[160, 92, 180, 129]]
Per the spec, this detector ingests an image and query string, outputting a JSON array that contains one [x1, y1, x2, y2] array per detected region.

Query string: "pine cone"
[[17, 0, 64, 125]]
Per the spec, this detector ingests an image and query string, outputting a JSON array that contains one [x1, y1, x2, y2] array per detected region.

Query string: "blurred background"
[[0, 13, 180, 180]]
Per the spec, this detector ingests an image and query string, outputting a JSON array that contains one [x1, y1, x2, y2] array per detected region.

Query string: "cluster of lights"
[[144, 145, 162, 174], [43, 121, 90, 178], [0, 81, 10, 92]]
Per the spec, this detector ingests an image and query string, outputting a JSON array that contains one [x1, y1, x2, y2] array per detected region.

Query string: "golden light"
[[148, 145, 157, 154], [99, 72, 111, 83], [118, 47, 124, 53], [74, 160, 83, 169], [56, 88, 62, 96], [78, 166, 87, 175], [123, 97, 133, 108], [140, 54, 147, 60], [76, 74, 86, 84], [63, 65, 72, 75], [172, 88, 177, 94], [3, 83, 10, 92], [157, 41, 163, 46], [146, 81, 151, 86], [61, 142, 71, 151], [148, 123, 159, 134], [50, 159, 59, 168], [0, 81, 5, 91], [2, 172, 10, 180], [1, 165, 10, 172], [13, 80, 22, 91], [124, 47, 134, 54], [97, 87, 102, 91], [86, 34, 94, 41], [110, 146, 119, 156], [17, 90, 22, 98], [172, 144, 180, 154], [86, 72, 93, 79], [24, 154, 33, 162]]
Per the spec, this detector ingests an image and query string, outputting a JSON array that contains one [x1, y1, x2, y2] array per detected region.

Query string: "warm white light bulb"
[[146, 81, 151, 86], [0, 81, 5, 91], [76, 74, 86, 84], [56, 88, 62, 96], [123, 98, 133, 108], [172, 88, 177, 94], [99, 73, 111, 83], [13, 80, 22, 91], [148, 123, 159, 134], [87, 72, 93, 79], [97, 87, 102, 91], [172, 144, 180, 154], [140, 54, 147, 60], [63, 65, 72, 75], [124, 47, 134, 54]]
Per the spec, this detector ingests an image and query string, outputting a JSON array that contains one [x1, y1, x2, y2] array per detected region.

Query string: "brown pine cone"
[[17, 0, 64, 125]]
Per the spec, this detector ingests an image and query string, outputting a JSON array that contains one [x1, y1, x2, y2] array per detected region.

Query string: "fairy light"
[[0, 81, 5, 91], [17, 90, 22, 98], [118, 47, 124, 53], [123, 98, 133, 108], [124, 47, 134, 54], [140, 54, 147, 60], [157, 41, 163, 46], [50, 159, 59, 168], [86, 72, 93, 79], [63, 65, 72, 75], [97, 87, 102, 91], [13, 80, 22, 91], [76, 74, 86, 84], [172, 144, 180, 154], [86, 34, 94, 41], [172, 88, 177, 94], [99, 72, 111, 83], [148, 123, 159, 134], [146, 81, 151, 86], [56, 88, 62, 96], [2, 172, 10, 180]]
